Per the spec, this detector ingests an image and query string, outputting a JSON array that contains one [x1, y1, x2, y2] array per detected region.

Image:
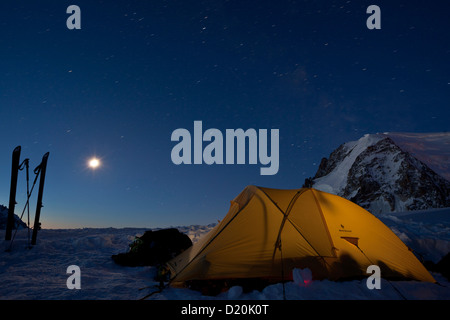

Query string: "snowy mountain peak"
[[313, 133, 385, 193], [313, 133, 450, 215]]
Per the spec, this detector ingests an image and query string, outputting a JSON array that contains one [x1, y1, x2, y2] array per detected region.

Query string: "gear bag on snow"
[[112, 228, 192, 267]]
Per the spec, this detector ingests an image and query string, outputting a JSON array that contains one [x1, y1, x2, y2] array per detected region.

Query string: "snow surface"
[[0, 210, 449, 300]]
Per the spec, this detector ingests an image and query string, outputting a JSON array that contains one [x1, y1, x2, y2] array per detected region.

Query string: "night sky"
[[0, 1, 449, 228]]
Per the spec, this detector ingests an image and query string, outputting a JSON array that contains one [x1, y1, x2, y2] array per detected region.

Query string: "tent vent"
[[341, 237, 359, 247]]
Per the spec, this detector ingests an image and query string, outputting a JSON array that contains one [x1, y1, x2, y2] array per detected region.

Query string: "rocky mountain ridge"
[[312, 133, 450, 214]]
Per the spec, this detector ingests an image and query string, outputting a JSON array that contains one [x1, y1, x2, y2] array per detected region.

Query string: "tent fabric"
[[167, 186, 435, 286]]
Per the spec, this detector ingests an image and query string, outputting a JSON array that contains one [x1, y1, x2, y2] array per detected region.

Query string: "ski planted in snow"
[[5, 146, 21, 241], [31, 152, 49, 245]]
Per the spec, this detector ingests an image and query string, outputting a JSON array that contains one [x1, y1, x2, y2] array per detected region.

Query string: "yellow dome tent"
[[167, 186, 435, 287]]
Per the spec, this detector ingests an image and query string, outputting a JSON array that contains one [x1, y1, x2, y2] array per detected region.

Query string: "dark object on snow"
[[31, 152, 49, 245], [112, 228, 192, 267], [5, 146, 21, 240], [425, 252, 450, 281]]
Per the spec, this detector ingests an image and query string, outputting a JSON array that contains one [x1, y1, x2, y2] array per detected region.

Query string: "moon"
[[88, 157, 100, 169]]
